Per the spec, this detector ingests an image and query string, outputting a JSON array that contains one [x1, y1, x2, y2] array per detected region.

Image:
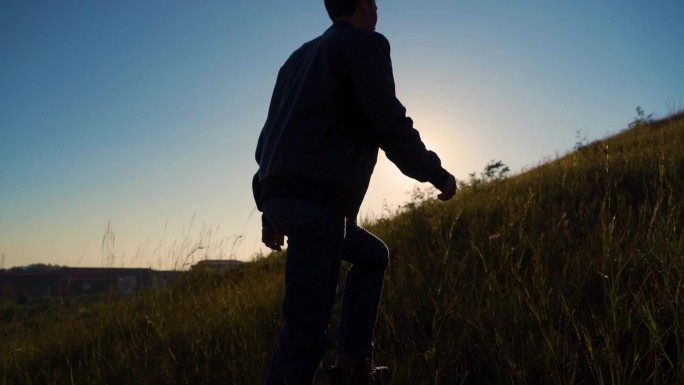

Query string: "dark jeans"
[[262, 197, 389, 385]]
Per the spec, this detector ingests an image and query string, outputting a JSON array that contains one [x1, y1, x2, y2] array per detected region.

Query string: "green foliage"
[[466, 159, 511, 188], [1, 111, 683, 384], [629, 106, 654, 129]]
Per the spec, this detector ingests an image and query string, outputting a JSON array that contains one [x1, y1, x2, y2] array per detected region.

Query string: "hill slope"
[[368, 111, 684, 384], [2, 111, 683, 385]]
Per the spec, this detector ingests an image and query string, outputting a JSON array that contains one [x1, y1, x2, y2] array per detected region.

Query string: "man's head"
[[324, 0, 378, 31]]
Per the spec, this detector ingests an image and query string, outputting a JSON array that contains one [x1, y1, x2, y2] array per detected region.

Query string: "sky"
[[1, 0, 683, 270]]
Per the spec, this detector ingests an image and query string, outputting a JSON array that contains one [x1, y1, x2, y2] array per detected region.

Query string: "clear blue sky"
[[1, 0, 682, 269]]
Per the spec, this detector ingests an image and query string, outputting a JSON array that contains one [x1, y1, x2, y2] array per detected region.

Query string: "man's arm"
[[438, 174, 457, 201], [262, 219, 284, 251], [253, 129, 286, 250], [346, 31, 454, 195], [252, 172, 286, 250]]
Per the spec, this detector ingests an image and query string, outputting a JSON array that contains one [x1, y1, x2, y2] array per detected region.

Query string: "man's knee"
[[345, 226, 390, 270], [369, 240, 389, 271]]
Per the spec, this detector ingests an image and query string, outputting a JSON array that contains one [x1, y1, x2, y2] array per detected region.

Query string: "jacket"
[[253, 20, 449, 221]]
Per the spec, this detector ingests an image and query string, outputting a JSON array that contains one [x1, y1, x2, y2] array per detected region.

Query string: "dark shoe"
[[328, 357, 391, 385]]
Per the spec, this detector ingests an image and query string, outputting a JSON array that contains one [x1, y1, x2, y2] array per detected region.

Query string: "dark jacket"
[[253, 20, 449, 221]]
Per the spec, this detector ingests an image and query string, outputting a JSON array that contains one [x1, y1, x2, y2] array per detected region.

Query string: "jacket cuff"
[[430, 168, 451, 191], [261, 213, 272, 228]]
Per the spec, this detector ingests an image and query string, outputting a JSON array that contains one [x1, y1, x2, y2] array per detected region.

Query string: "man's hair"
[[324, 0, 357, 21]]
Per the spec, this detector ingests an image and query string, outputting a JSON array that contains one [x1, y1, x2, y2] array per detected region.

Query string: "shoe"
[[328, 357, 391, 385]]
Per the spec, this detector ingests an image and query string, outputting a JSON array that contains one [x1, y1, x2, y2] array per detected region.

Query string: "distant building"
[[0, 267, 179, 300], [192, 259, 243, 270]]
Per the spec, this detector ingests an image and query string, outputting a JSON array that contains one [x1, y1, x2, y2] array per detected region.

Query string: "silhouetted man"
[[253, 0, 457, 383]]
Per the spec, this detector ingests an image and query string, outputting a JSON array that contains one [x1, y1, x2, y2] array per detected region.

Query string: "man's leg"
[[263, 197, 347, 385], [336, 222, 389, 365]]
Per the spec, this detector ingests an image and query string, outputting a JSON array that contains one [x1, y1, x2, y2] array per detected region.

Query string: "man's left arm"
[[348, 32, 452, 191]]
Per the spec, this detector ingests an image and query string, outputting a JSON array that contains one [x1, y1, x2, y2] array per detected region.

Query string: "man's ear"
[[358, 0, 371, 12]]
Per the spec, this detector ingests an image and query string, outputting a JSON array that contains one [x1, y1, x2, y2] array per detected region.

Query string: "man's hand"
[[437, 174, 457, 201], [262, 226, 284, 251]]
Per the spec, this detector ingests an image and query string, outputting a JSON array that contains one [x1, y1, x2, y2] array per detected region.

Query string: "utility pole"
[[1, 253, 4, 269]]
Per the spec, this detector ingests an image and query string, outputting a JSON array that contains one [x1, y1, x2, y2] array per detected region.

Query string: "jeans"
[[262, 197, 389, 385]]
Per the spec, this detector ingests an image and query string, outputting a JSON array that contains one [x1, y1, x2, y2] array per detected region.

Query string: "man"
[[253, 0, 457, 383]]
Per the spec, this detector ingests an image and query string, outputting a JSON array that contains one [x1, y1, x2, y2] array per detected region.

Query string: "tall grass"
[[367, 111, 684, 384], [1, 112, 683, 384], [1, 258, 285, 385]]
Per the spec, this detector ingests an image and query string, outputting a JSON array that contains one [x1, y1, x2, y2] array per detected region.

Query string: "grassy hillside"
[[2, 111, 683, 385]]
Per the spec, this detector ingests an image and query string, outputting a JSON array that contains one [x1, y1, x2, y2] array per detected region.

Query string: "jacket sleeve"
[[346, 32, 449, 189], [252, 171, 262, 211], [253, 130, 272, 228], [253, 129, 263, 210], [252, 171, 272, 228]]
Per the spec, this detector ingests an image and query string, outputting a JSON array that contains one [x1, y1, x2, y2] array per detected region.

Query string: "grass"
[[1, 111, 683, 384]]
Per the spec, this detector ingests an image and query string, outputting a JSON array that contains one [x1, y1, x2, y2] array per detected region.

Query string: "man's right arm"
[[438, 174, 457, 201]]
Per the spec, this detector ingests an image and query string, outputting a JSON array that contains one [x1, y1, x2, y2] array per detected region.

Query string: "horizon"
[[2, 0, 683, 269]]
